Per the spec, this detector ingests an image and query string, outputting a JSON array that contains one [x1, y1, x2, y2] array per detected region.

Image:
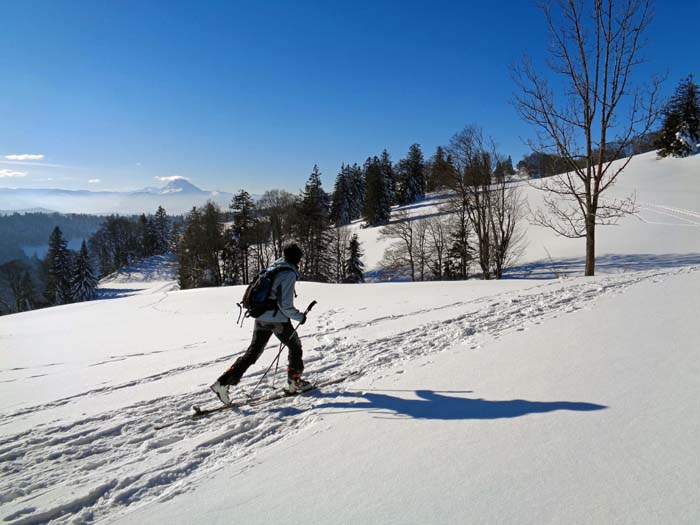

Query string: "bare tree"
[[257, 189, 297, 259], [426, 215, 449, 279], [447, 126, 495, 279], [380, 210, 416, 281], [413, 218, 430, 282], [489, 175, 527, 278], [513, 0, 662, 276], [331, 226, 352, 283]]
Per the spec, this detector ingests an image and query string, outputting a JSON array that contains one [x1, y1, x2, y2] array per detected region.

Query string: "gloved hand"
[[300, 313, 307, 325]]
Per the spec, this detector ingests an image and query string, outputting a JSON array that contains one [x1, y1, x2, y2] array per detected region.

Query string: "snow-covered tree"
[[657, 75, 700, 158], [71, 240, 98, 302], [45, 226, 73, 305], [344, 234, 365, 283]]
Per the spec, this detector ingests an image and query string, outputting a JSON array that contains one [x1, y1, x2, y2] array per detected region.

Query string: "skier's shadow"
[[301, 389, 606, 420]]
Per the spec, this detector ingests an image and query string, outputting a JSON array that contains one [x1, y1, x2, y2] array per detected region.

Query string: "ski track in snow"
[[636, 202, 700, 227], [1, 265, 698, 524]]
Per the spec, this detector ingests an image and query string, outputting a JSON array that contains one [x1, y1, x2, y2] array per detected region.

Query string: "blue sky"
[[0, 0, 697, 194]]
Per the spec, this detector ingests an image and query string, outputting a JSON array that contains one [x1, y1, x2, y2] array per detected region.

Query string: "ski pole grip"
[[305, 300, 317, 314]]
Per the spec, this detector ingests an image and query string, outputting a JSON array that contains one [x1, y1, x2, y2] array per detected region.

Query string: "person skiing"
[[210, 243, 312, 405]]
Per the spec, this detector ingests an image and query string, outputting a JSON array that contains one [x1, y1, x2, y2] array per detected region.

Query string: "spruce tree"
[[176, 203, 225, 288], [153, 206, 171, 253], [344, 234, 365, 283], [45, 226, 73, 305], [427, 146, 453, 191], [363, 156, 391, 226], [177, 207, 201, 289], [331, 164, 352, 226], [296, 165, 333, 281], [658, 75, 700, 157], [379, 149, 396, 205], [71, 240, 98, 302], [231, 191, 256, 283], [396, 144, 425, 204], [347, 163, 365, 220]]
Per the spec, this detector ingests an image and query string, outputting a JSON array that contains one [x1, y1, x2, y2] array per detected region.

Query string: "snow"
[[1, 152, 700, 524]]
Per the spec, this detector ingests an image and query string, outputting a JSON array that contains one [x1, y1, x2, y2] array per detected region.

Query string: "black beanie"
[[283, 243, 303, 266]]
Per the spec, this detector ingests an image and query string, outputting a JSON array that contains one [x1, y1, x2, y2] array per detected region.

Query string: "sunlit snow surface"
[[1, 153, 699, 524]]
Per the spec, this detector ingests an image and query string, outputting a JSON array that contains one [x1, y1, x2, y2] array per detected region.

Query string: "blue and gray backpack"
[[237, 266, 293, 323]]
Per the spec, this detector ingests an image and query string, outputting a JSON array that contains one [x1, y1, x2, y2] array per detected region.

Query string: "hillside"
[[1, 153, 699, 524]]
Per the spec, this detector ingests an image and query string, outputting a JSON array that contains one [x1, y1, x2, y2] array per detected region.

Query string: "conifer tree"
[[363, 156, 391, 226], [396, 144, 425, 204], [153, 206, 171, 253], [331, 164, 353, 226], [177, 203, 225, 288], [71, 240, 98, 302], [347, 163, 365, 220], [231, 191, 256, 283], [344, 234, 365, 283], [657, 75, 700, 157], [427, 146, 453, 191], [45, 226, 73, 305], [296, 165, 333, 281], [379, 149, 396, 205], [138, 214, 157, 257]]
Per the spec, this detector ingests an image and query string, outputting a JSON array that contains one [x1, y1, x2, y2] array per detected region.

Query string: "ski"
[[190, 370, 360, 420]]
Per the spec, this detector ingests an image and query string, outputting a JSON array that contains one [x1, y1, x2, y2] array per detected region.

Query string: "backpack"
[[237, 266, 294, 323]]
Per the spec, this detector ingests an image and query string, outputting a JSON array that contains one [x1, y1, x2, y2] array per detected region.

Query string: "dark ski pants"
[[217, 320, 303, 386]]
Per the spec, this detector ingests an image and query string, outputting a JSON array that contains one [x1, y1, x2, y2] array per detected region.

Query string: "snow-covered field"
[[1, 153, 699, 524]]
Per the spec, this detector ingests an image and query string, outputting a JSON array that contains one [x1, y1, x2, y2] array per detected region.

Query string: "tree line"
[[176, 171, 365, 289], [0, 206, 175, 315]]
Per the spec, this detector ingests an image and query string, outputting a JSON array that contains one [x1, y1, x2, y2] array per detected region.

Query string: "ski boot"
[[285, 373, 314, 394], [210, 380, 231, 405]]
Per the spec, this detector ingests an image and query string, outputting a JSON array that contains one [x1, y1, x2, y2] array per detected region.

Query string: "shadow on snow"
[[95, 287, 145, 300], [507, 252, 700, 279], [276, 389, 607, 421]]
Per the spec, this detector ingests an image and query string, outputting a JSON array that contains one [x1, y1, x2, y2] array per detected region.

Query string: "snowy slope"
[[354, 152, 700, 276], [1, 153, 699, 524]]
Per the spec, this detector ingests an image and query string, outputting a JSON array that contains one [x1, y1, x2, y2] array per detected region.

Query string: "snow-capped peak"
[[159, 178, 205, 195]]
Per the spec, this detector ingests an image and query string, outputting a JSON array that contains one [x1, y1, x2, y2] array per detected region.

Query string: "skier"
[[210, 243, 312, 405]]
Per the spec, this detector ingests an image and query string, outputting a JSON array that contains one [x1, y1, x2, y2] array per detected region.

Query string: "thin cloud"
[[0, 160, 69, 168], [154, 175, 188, 182], [0, 168, 28, 178], [88, 179, 101, 184], [4, 154, 44, 161]]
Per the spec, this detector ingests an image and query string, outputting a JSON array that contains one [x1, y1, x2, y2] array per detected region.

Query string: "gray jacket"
[[256, 259, 305, 324]]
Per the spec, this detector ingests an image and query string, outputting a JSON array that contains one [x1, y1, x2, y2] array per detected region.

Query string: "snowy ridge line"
[[1, 265, 697, 525]]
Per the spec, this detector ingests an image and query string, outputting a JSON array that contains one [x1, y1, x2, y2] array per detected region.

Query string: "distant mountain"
[[0, 180, 234, 215], [160, 178, 207, 195], [0, 207, 57, 216]]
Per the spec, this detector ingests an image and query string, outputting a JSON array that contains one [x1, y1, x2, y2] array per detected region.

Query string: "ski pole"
[[248, 300, 317, 399]]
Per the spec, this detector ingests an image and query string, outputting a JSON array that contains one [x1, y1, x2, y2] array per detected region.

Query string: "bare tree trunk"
[[585, 211, 596, 276]]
